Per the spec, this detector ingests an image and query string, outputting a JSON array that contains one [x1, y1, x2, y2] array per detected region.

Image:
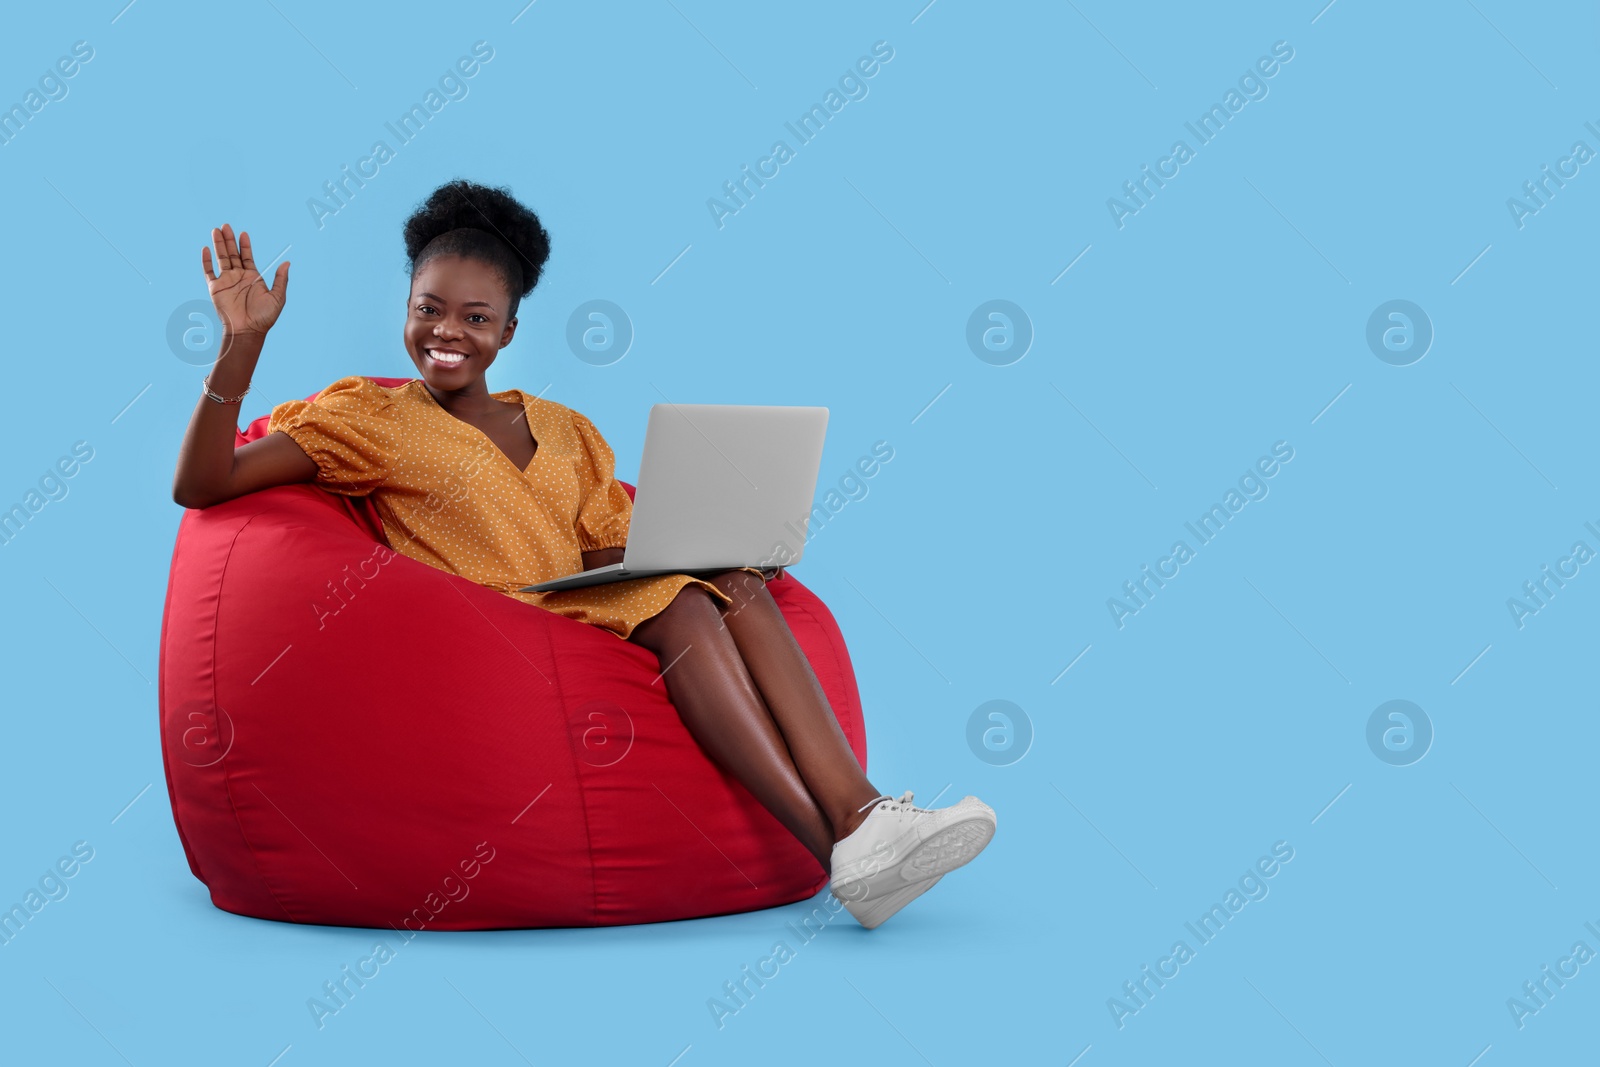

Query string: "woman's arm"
[[172, 224, 317, 509], [171, 330, 318, 508]]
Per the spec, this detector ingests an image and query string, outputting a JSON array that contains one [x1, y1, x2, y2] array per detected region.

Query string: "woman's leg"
[[629, 581, 842, 872], [700, 569, 884, 840]]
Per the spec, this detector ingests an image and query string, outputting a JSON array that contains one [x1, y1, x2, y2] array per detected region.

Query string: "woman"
[[170, 179, 995, 929]]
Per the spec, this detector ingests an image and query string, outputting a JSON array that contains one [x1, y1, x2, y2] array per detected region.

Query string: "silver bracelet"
[[202, 374, 250, 405]]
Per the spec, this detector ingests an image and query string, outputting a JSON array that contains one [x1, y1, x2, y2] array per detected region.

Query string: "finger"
[[272, 260, 289, 300], [201, 244, 214, 282], [221, 223, 240, 269], [211, 226, 228, 273], [238, 230, 256, 273]]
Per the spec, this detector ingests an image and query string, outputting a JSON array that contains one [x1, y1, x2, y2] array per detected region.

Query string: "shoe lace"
[[856, 790, 923, 815]]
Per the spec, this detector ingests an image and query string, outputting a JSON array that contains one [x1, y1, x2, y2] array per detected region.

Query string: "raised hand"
[[201, 223, 289, 337]]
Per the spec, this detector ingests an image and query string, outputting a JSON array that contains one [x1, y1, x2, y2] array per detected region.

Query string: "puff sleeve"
[[266, 376, 397, 498], [570, 410, 632, 552]]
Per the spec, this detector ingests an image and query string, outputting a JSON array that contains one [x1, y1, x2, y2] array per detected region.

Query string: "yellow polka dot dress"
[[267, 375, 756, 640]]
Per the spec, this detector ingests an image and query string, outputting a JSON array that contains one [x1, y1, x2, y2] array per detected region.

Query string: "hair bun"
[[403, 179, 552, 318]]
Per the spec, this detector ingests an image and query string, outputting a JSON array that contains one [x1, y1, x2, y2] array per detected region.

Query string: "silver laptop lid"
[[624, 403, 828, 572]]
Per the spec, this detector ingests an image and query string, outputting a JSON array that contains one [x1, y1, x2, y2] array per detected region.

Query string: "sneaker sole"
[[899, 817, 995, 882], [831, 805, 996, 905], [837, 874, 944, 930]]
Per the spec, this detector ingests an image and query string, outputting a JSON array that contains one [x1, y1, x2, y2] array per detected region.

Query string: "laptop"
[[520, 403, 829, 593]]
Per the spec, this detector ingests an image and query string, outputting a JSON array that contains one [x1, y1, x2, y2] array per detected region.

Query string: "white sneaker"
[[834, 873, 944, 930], [829, 790, 996, 929]]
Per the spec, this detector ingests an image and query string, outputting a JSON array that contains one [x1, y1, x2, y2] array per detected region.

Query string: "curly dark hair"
[[402, 179, 552, 324]]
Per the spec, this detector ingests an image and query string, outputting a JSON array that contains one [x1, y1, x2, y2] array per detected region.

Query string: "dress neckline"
[[409, 379, 540, 476]]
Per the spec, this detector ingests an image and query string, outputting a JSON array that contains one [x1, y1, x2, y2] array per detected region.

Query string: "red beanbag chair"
[[159, 377, 867, 929]]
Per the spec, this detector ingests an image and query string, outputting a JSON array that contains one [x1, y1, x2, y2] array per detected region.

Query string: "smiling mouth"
[[426, 348, 469, 368]]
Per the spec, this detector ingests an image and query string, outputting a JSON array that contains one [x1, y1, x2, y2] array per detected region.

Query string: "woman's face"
[[404, 254, 517, 389]]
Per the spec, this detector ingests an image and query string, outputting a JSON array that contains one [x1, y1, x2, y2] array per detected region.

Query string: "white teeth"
[[429, 350, 466, 363]]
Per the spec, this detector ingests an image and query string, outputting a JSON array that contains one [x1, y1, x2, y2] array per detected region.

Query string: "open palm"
[[201, 223, 289, 337]]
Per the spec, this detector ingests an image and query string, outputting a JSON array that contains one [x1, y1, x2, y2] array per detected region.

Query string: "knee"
[[702, 569, 772, 630], [632, 581, 722, 646]]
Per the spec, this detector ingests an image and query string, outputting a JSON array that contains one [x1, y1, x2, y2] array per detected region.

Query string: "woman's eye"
[[414, 306, 485, 324]]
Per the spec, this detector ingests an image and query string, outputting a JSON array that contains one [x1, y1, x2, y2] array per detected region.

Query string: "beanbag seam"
[[534, 592, 602, 924], [212, 507, 297, 923]]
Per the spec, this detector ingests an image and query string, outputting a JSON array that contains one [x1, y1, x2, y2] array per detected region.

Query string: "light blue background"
[[1, 1, 1595, 1063]]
